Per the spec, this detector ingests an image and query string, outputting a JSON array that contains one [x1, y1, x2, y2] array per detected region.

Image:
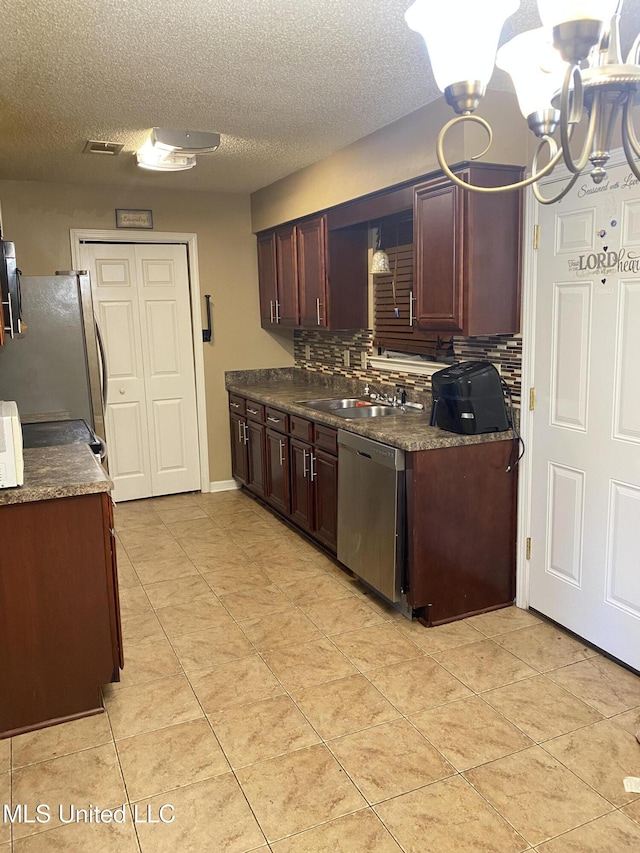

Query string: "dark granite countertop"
[[0, 444, 112, 506], [225, 368, 514, 452]]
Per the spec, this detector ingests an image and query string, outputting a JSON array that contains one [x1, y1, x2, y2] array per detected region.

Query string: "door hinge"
[[526, 537, 531, 560], [533, 224, 539, 249], [529, 387, 535, 411]]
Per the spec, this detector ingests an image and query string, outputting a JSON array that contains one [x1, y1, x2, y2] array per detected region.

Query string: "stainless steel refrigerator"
[[0, 272, 106, 440]]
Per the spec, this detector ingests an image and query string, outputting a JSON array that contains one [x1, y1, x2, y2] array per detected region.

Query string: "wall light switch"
[[360, 351, 368, 371], [304, 343, 311, 360], [343, 349, 350, 368]]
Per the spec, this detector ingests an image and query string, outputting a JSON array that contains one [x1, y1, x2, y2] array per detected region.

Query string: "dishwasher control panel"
[[337, 429, 403, 470]]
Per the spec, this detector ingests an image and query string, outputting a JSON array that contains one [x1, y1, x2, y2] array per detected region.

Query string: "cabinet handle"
[[302, 448, 308, 478], [409, 290, 415, 326], [2, 297, 14, 337], [275, 300, 281, 323], [230, 401, 240, 409], [267, 416, 281, 424], [237, 421, 243, 443], [242, 422, 249, 445], [247, 407, 259, 415], [269, 300, 274, 324], [316, 297, 323, 325], [278, 439, 285, 466], [310, 452, 317, 481]]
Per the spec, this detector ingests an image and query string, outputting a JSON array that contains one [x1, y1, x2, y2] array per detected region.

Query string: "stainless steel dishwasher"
[[337, 430, 405, 603]]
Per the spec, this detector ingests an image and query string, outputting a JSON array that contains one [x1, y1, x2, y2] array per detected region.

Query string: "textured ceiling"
[[1, 0, 639, 193]]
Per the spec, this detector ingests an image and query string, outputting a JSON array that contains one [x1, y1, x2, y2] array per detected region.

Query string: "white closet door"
[[81, 243, 200, 502], [135, 244, 200, 497]]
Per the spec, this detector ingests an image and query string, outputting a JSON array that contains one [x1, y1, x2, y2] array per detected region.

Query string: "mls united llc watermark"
[[3, 803, 175, 825]]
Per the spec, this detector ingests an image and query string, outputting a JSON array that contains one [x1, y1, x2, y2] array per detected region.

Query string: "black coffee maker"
[[430, 361, 509, 435]]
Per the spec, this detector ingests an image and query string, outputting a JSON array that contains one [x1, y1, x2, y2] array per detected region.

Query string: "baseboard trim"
[[209, 479, 240, 493]]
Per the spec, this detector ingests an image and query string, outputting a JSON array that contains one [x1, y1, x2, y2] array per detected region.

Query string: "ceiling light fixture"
[[405, 0, 640, 203], [136, 128, 221, 172]]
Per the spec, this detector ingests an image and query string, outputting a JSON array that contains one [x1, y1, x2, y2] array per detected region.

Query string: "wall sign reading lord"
[[115, 209, 153, 229], [568, 247, 640, 276]]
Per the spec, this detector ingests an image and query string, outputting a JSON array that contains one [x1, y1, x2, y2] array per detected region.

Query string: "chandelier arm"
[[622, 92, 640, 163], [626, 32, 640, 65], [532, 170, 582, 205], [436, 115, 566, 194], [559, 64, 602, 175]]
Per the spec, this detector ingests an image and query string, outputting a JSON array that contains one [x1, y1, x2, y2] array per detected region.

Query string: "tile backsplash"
[[294, 329, 522, 406]]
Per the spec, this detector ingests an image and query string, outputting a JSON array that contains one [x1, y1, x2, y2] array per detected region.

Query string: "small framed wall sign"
[[115, 209, 153, 229]]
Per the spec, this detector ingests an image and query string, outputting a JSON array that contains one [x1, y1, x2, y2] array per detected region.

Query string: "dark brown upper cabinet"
[[413, 163, 524, 336], [297, 216, 327, 328], [257, 232, 278, 327], [257, 215, 367, 331]]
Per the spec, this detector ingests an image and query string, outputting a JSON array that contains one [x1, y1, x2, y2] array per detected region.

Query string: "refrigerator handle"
[[95, 318, 108, 407]]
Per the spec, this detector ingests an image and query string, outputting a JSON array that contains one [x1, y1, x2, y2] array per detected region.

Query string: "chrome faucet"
[[364, 382, 395, 405]]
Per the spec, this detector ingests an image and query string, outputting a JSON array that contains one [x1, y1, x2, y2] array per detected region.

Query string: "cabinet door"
[[275, 225, 299, 326], [246, 420, 266, 498], [313, 449, 338, 552], [414, 177, 464, 333], [297, 216, 327, 328], [406, 442, 516, 623], [230, 412, 248, 483], [265, 428, 290, 514], [257, 232, 278, 326], [290, 438, 314, 532]]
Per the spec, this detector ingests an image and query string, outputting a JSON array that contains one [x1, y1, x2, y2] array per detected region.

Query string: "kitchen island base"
[[0, 480, 123, 739]]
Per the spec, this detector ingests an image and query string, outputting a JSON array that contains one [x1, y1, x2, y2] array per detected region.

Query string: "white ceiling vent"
[[83, 140, 124, 155]]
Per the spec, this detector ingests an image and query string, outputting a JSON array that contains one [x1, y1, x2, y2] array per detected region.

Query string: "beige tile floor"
[[2, 489, 640, 851]]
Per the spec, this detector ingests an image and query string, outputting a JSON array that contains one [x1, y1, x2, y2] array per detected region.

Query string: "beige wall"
[[251, 90, 530, 232], [0, 179, 294, 484]]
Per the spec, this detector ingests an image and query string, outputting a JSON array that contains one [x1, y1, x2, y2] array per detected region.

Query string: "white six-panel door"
[[530, 162, 640, 670], [80, 243, 200, 502]]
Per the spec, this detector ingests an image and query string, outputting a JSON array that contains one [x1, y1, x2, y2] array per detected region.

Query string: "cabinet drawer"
[[290, 415, 313, 442], [245, 401, 265, 422], [265, 407, 289, 433], [229, 393, 246, 415], [314, 424, 338, 454]]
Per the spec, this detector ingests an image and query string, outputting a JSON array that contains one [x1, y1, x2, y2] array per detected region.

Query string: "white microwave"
[[0, 400, 24, 487]]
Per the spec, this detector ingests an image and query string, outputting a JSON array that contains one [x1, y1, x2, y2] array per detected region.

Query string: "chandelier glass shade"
[[404, 0, 640, 203], [370, 225, 392, 274]]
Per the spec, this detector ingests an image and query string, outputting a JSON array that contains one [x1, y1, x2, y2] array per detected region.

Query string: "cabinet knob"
[[119, 388, 125, 395]]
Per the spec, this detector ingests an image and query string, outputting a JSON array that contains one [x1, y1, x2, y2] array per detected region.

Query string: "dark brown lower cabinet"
[[246, 419, 266, 498], [313, 448, 338, 551], [265, 427, 290, 515], [289, 440, 338, 552], [230, 411, 248, 483], [290, 437, 314, 532], [406, 439, 517, 625], [230, 396, 338, 554], [0, 492, 123, 738]]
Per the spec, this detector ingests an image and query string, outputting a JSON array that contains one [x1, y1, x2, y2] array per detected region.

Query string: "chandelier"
[[404, 0, 640, 203]]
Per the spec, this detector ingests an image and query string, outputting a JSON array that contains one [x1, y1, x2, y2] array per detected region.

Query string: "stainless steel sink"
[[298, 397, 371, 412], [298, 397, 420, 418], [334, 405, 402, 419]]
